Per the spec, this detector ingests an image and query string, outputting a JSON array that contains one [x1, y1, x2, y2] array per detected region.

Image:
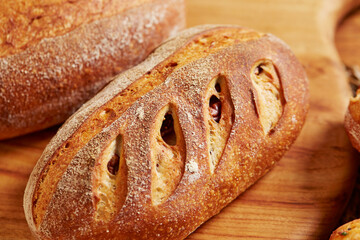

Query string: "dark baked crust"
[[24, 25, 309, 239], [0, 0, 185, 140]]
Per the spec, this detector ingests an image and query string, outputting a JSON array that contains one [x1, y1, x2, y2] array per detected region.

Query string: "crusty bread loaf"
[[330, 219, 360, 240], [0, 0, 185, 140], [345, 89, 360, 151], [24, 25, 309, 239]]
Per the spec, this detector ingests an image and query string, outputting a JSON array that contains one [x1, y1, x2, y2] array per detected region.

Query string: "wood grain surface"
[[1, 0, 360, 239], [336, 8, 360, 68]]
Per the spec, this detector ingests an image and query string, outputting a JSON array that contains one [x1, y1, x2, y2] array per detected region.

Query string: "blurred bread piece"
[[345, 89, 360, 151], [330, 219, 360, 240], [0, 0, 185, 140]]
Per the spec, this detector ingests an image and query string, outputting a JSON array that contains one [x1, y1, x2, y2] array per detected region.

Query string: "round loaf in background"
[[0, 0, 185, 140], [330, 219, 360, 240]]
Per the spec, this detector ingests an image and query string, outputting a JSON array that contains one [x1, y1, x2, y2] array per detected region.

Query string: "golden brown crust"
[[24, 25, 309, 239], [0, 0, 185, 140], [345, 89, 360, 152], [0, 0, 150, 57], [330, 219, 360, 240]]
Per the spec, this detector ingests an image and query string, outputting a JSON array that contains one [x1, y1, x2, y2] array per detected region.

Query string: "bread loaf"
[[0, 0, 185, 140], [330, 219, 360, 239], [24, 25, 309, 239]]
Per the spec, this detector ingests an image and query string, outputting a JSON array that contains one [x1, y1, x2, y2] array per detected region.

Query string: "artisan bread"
[[24, 25, 309, 239], [345, 90, 360, 151], [0, 0, 185, 140], [330, 219, 360, 239]]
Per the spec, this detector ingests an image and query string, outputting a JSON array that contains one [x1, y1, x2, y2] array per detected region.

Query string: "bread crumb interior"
[[250, 60, 285, 134]]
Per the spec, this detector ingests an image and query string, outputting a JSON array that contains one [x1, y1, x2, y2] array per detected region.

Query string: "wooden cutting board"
[[1, 0, 360, 239]]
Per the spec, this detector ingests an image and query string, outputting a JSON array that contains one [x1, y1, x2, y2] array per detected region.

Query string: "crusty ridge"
[[24, 25, 309, 239]]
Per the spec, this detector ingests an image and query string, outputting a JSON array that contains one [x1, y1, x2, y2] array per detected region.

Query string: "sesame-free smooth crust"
[[24, 25, 309, 239]]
